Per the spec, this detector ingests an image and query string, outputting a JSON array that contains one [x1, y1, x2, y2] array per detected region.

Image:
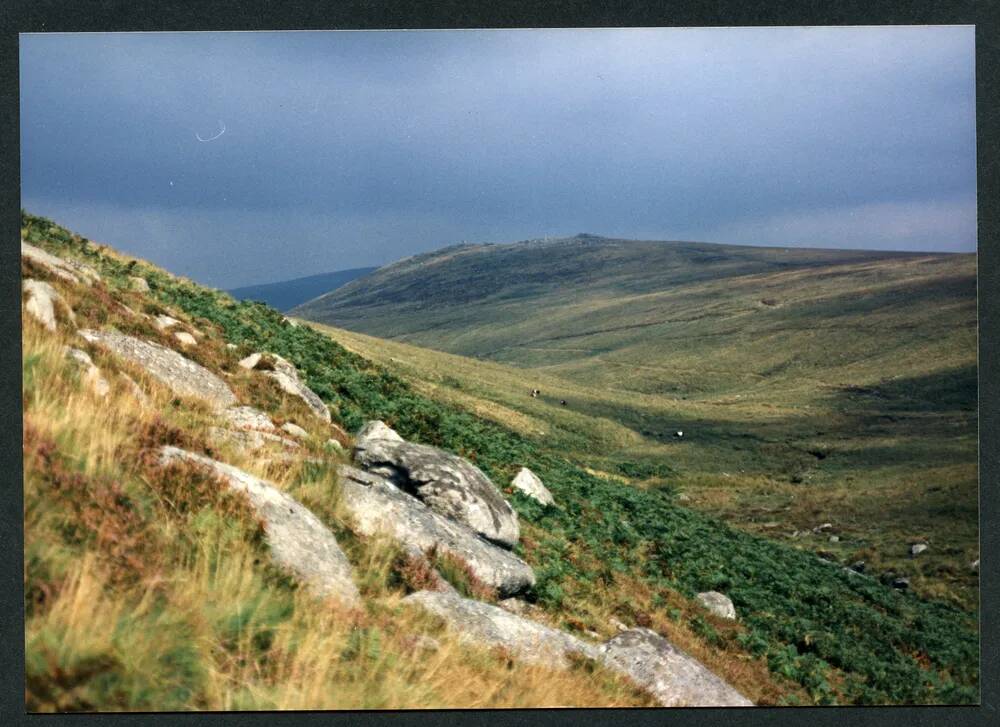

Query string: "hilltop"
[[228, 267, 377, 312], [21, 213, 978, 708]]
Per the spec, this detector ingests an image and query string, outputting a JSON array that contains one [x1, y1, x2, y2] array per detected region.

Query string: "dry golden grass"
[[23, 301, 654, 710]]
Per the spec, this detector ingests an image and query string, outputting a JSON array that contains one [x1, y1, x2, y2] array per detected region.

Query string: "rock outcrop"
[[403, 591, 753, 707], [696, 591, 737, 621], [510, 467, 555, 506], [23, 279, 74, 332], [64, 347, 110, 397], [78, 329, 237, 410], [174, 331, 197, 347], [208, 427, 300, 453], [129, 276, 150, 293], [159, 447, 359, 606], [338, 466, 535, 597], [281, 422, 309, 440], [22, 240, 101, 285], [239, 352, 331, 422], [597, 628, 753, 707], [354, 424, 519, 548], [402, 590, 597, 669]]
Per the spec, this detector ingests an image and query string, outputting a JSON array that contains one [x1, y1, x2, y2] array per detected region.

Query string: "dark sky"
[[20, 27, 976, 289]]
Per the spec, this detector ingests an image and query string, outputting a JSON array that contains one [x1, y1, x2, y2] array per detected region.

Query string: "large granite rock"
[[338, 466, 535, 597], [21, 240, 101, 286], [510, 467, 555, 506], [23, 279, 74, 332], [402, 590, 597, 669], [402, 591, 753, 707], [353, 424, 519, 548], [597, 628, 753, 707], [158, 447, 359, 606], [78, 329, 237, 410]]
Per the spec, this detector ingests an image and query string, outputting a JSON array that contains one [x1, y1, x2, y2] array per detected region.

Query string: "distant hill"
[[291, 235, 975, 400], [228, 267, 377, 311]]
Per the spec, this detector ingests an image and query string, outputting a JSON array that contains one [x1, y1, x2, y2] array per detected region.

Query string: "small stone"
[[128, 276, 150, 293], [696, 591, 736, 620], [325, 438, 345, 452], [814, 523, 833, 533], [281, 422, 309, 439], [909, 543, 928, 557], [828, 535, 840, 543], [609, 617, 629, 633], [239, 353, 263, 369], [154, 315, 181, 331], [510, 467, 555, 506], [174, 331, 197, 347]]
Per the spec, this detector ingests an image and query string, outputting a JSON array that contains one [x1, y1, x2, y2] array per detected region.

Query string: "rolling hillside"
[[20, 212, 979, 707], [228, 267, 377, 311], [294, 235, 978, 607]]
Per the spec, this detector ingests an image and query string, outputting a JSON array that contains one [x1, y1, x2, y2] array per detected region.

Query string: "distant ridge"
[[228, 267, 377, 312]]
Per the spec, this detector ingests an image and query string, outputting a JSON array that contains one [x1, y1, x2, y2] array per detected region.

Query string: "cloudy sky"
[[20, 27, 976, 289]]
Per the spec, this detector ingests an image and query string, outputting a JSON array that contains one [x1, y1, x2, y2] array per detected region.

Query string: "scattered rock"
[[354, 431, 519, 548], [21, 240, 100, 285], [64, 347, 109, 397], [597, 628, 753, 707], [909, 543, 928, 557], [696, 591, 736, 621], [814, 523, 833, 533], [23, 279, 74, 332], [677, 493, 691, 503], [226, 343, 237, 350], [265, 354, 331, 423], [173, 331, 197, 347], [120, 373, 149, 407], [328, 421, 352, 448], [609, 617, 629, 633], [281, 422, 309, 440], [159, 447, 359, 606], [325, 438, 345, 453], [238, 353, 262, 370], [891, 577, 910, 591], [760, 521, 780, 530], [510, 467, 555, 506], [403, 634, 442, 654], [154, 315, 181, 332], [829, 535, 840, 543], [338, 466, 535, 597], [355, 419, 404, 445], [78, 329, 237, 410], [402, 590, 598, 669], [497, 597, 537, 617], [223, 406, 276, 432], [128, 276, 150, 293], [208, 427, 300, 453]]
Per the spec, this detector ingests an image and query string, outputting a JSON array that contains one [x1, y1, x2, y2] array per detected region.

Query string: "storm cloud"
[[20, 27, 976, 288]]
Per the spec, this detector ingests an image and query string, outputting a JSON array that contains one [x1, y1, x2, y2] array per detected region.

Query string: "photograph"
[[19, 26, 979, 710]]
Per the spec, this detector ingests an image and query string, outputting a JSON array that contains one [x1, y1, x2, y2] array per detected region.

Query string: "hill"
[[20, 213, 979, 708], [228, 267, 377, 311], [293, 235, 978, 606]]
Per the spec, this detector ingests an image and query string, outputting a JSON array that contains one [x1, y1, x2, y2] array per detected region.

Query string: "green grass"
[[21, 211, 979, 705]]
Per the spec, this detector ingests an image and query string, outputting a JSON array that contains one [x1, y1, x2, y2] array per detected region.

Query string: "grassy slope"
[[22, 213, 979, 707], [293, 235, 978, 608]]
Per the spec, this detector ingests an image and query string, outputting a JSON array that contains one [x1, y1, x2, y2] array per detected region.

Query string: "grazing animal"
[[560, 400, 567, 406], [675, 431, 684, 438], [530, 388, 540, 398]]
